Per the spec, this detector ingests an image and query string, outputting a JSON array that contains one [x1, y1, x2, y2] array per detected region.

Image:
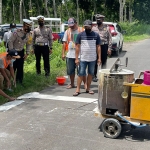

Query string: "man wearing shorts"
[[73, 20, 101, 96], [62, 17, 86, 89]]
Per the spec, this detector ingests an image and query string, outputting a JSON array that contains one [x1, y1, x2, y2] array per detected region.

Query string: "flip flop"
[[86, 90, 94, 94], [66, 84, 76, 89], [73, 92, 80, 96]]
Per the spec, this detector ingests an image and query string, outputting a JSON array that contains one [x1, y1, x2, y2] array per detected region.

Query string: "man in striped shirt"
[[73, 20, 101, 96]]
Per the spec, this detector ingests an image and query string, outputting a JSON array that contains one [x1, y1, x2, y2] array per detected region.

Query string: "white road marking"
[[17, 92, 98, 103], [0, 100, 24, 112], [1, 92, 98, 112]]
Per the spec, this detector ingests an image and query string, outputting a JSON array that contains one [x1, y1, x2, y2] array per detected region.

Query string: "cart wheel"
[[101, 118, 122, 139]]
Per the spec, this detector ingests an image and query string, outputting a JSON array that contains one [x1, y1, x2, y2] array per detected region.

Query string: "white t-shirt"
[[62, 27, 83, 58], [3, 30, 13, 51]]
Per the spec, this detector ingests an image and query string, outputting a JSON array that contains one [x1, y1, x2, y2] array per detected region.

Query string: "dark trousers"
[[34, 45, 50, 74], [94, 44, 108, 77], [13, 49, 24, 83]]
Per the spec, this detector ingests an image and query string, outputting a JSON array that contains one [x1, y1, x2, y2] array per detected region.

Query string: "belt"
[[36, 43, 48, 46], [101, 42, 108, 45]]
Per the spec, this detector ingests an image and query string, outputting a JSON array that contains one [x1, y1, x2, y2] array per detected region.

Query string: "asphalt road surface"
[[0, 39, 150, 150]]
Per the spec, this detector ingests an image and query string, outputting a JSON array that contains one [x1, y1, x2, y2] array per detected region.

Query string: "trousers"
[[34, 45, 50, 75], [13, 49, 24, 83], [94, 44, 108, 77]]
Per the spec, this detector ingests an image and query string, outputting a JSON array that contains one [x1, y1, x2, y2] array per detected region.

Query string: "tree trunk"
[[44, 0, 50, 17], [124, 5, 126, 22], [23, 0, 27, 19], [76, 0, 79, 24], [19, 0, 23, 23], [119, 0, 126, 22], [63, 0, 70, 18], [12, 0, 15, 22], [129, 1, 132, 23], [0, 0, 2, 24], [29, 0, 32, 17], [36, 0, 40, 15]]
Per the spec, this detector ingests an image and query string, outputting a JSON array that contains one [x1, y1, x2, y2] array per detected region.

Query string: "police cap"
[[95, 14, 105, 20], [23, 19, 32, 27], [10, 23, 16, 28], [37, 15, 44, 21]]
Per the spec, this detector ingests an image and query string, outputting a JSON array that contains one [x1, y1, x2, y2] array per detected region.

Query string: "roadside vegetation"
[[120, 21, 150, 42], [0, 22, 150, 104]]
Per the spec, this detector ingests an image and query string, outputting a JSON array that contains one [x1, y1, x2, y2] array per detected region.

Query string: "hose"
[[115, 112, 147, 128]]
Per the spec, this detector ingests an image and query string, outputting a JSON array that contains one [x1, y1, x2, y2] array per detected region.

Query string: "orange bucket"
[[56, 76, 66, 85]]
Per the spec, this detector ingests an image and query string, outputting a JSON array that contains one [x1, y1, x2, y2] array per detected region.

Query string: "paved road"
[[0, 39, 150, 150]]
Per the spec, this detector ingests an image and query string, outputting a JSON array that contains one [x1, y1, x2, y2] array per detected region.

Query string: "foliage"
[[0, 41, 66, 104], [1, 0, 150, 25]]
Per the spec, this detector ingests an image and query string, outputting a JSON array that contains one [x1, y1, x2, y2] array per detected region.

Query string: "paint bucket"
[[143, 71, 150, 85], [56, 76, 66, 85]]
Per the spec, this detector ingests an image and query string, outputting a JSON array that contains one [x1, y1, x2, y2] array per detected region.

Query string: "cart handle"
[[123, 82, 138, 87]]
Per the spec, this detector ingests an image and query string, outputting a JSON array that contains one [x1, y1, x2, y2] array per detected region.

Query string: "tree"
[[0, 0, 2, 24], [119, 0, 126, 22]]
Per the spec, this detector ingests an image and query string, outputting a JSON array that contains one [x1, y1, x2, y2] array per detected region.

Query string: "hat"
[[23, 19, 32, 27], [68, 18, 76, 27], [95, 14, 105, 20], [37, 15, 44, 21], [10, 23, 16, 28], [7, 50, 20, 59], [83, 20, 92, 27]]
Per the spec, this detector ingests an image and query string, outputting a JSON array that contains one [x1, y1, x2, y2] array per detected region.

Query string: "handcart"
[[95, 58, 150, 139]]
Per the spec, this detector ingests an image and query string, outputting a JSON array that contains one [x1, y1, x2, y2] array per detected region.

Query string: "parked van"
[[0, 24, 23, 41]]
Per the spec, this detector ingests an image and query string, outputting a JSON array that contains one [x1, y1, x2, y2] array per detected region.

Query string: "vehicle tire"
[[116, 48, 119, 56], [101, 118, 122, 139], [119, 42, 123, 52]]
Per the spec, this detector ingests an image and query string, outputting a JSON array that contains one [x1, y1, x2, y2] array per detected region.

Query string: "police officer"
[[8, 19, 32, 84], [32, 15, 53, 76], [92, 14, 112, 82], [3, 23, 16, 51]]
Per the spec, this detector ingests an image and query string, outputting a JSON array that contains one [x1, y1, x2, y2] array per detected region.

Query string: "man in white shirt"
[[62, 17, 86, 89], [3, 23, 16, 52]]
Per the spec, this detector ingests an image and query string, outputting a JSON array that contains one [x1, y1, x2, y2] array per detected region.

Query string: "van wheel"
[[119, 42, 123, 52], [116, 48, 119, 56]]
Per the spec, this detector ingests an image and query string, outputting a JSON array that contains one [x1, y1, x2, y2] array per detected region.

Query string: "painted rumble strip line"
[[17, 92, 98, 103], [0, 92, 97, 112], [0, 100, 25, 112]]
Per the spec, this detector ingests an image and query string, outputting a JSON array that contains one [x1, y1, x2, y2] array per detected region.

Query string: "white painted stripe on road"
[[17, 92, 97, 103], [0, 100, 24, 112]]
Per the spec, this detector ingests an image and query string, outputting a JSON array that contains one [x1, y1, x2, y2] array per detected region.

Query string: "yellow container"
[[124, 83, 150, 121]]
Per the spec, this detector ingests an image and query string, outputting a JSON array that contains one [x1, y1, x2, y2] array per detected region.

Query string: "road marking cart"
[[95, 58, 150, 138]]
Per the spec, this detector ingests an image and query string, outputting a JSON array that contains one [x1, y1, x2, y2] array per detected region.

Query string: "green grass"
[[0, 41, 66, 104], [120, 21, 150, 42]]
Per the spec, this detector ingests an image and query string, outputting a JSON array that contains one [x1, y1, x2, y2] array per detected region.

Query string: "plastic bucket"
[[56, 76, 66, 85], [143, 71, 150, 85]]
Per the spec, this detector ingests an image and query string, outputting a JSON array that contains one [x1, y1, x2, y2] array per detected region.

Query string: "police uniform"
[[8, 19, 32, 84], [92, 14, 112, 81], [32, 15, 53, 76]]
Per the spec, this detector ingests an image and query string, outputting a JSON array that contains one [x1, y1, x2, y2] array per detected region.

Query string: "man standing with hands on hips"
[[8, 19, 33, 85], [32, 15, 53, 77]]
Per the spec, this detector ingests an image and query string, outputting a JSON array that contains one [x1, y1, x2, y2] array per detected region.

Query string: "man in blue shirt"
[[73, 20, 101, 96]]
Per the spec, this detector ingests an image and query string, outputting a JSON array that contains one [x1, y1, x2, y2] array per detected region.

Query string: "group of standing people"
[[62, 14, 112, 96], [0, 15, 53, 101], [0, 13, 112, 100]]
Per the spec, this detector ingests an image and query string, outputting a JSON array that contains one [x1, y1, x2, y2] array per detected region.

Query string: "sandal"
[[66, 84, 76, 89], [86, 90, 94, 94], [73, 92, 80, 96]]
